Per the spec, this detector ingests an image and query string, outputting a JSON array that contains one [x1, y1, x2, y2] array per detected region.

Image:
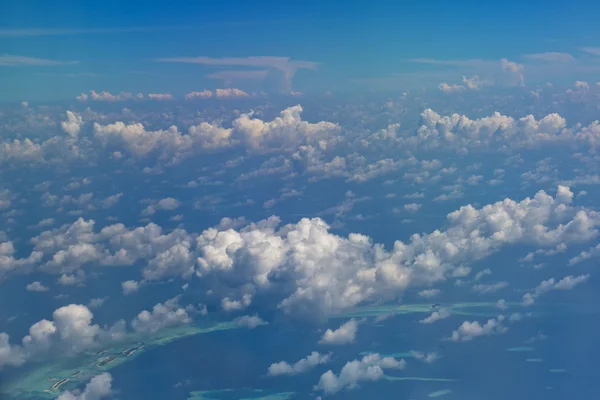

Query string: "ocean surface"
[[96, 303, 600, 400]]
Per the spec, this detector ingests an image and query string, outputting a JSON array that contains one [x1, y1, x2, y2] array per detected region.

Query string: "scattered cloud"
[[450, 315, 507, 341], [184, 90, 213, 100], [404, 203, 422, 213], [77, 90, 144, 102], [316, 353, 406, 393], [122, 280, 140, 295], [235, 314, 266, 329], [320, 319, 360, 345], [141, 197, 180, 216], [147, 93, 174, 100], [268, 351, 331, 376], [26, 281, 49, 292], [440, 75, 486, 93], [9, 185, 594, 323], [131, 297, 192, 333], [500, 58, 525, 86], [0, 304, 125, 369], [420, 309, 451, 324], [522, 274, 589, 305], [215, 88, 250, 98], [569, 243, 600, 265]]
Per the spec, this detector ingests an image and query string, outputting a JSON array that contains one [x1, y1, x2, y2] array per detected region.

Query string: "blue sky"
[[2, 0, 600, 100]]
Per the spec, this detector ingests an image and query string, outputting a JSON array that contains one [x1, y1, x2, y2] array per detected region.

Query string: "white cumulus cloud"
[[315, 353, 406, 394], [319, 319, 360, 345], [268, 351, 331, 376]]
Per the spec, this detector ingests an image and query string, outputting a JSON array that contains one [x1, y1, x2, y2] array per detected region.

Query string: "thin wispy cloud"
[[37, 72, 101, 78], [524, 52, 575, 62], [407, 58, 492, 67], [0, 54, 78, 67], [580, 47, 600, 56], [157, 56, 319, 92], [156, 56, 319, 72], [0, 27, 181, 38]]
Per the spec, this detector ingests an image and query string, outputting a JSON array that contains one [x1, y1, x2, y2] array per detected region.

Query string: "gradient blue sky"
[[2, 0, 600, 101]]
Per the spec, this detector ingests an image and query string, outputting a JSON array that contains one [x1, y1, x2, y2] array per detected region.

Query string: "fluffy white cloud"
[[15, 105, 600, 176], [440, 76, 484, 93], [19, 186, 598, 322], [450, 315, 506, 341], [404, 203, 422, 213], [215, 88, 250, 98], [501, 58, 525, 86], [26, 281, 49, 292], [0, 304, 125, 369], [30, 218, 194, 281], [0, 120, 87, 165], [221, 293, 253, 312], [268, 351, 331, 376], [319, 319, 360, 345], [41, 242, 103, 275], [122, 280, 140, 295], [568, 243, 600, 265], [235, 314, 265, 329], [555, 185, 574, 204], [315, 353, 406, 394], [522, 274, 589, 305], [93, 122, 193, 160], [420, 308, 451, 324], [231, 105, 339, 149], [131, 297, 192, 333], [58, 271, 86, 286], [0, 240, 43, 280], [217, 217, 248, 230], [439, 83, 465, 93], [413, 109, 580, 152], [88, 298, 107, 309], [185, 90, 213, 100], [91, 105, 338, 162], [57, 372, 113, 400], [147, 93, 174, 100], [61, 111, 83, 138], [141, 197, 181, 216], [78, 90, 143, 102], [101, 193, 122, 209]]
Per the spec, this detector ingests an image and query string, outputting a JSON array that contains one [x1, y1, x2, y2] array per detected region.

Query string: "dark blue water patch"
[[107, 324, 329, 400]]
